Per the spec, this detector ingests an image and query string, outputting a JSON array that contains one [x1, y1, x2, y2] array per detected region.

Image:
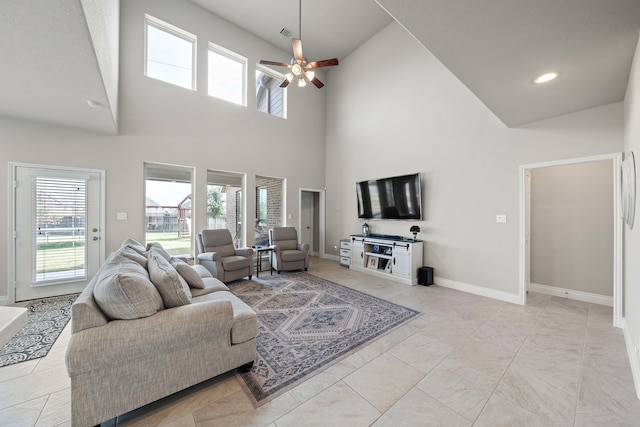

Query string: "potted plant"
[[410, 225, 420, 241]]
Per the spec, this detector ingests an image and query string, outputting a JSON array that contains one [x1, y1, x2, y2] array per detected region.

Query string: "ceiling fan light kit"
[[259, 0, 338, 89]]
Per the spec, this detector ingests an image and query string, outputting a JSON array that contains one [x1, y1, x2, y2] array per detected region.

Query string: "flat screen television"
[[356, 173, 422, 220]]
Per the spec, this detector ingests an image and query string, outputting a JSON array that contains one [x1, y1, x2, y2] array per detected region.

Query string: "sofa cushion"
[[189, 277, 229, 297], [93, 254, 163, 320], [193, 291, 257, 344], [148, 248, 192, 308], [221, 255, 252, 271], [170, 258, 205, 289], [146, 241, 172, 262]]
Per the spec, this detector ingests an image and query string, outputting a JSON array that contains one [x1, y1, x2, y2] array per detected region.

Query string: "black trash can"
[[418, 266, 434, 286]]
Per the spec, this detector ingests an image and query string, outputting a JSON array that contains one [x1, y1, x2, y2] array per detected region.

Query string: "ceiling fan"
[[259, 0, 338, 89]]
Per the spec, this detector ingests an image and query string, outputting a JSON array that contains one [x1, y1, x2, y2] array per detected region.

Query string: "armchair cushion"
[[280, 249, 307, 262], [222, 255, 252, 272]]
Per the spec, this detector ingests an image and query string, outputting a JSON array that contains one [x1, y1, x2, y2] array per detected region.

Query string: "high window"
[[208, 43, 246, 106], [145, 15, 196, 90], [256, 66, 287, 118], [144, 163, 194, 256]]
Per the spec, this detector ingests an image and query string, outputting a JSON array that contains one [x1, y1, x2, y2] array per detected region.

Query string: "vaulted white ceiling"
[[0, 0, 638, 133]]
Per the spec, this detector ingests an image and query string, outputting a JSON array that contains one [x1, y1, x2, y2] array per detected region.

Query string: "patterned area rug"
[[231, 272, 419, 406], [0, 294, 77, 367]]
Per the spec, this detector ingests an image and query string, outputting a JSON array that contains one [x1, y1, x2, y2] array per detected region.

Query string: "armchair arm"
[[298, 243, 310, 253], [235, 247, 254, 257], [197, 251, 222, 263], [66, 300, 233, 375]]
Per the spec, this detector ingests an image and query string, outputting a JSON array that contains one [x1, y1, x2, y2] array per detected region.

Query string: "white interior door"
[[13, 165, 103, 301], [301, 191, 314, 254]]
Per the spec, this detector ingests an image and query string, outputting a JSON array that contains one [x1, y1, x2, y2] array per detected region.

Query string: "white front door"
[[13, 165, 104, 301]]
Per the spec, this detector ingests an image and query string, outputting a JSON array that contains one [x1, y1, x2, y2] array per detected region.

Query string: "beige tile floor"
[[1, 256, 639, 426]]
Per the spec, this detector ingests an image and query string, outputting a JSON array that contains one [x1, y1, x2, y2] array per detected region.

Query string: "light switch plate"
[[496, 214, 507, 223], [117, 212, 128, 220]]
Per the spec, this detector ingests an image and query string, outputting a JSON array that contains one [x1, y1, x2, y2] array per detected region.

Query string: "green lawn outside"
[[146, 232, 191, 256], [34, 232, 191, 275], [36, 235, 85, 274]]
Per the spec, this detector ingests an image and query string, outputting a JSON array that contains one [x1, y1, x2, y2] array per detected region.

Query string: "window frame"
[[144, 14, 197, 91], [144, 162, 195, 257], [255, 64, 287, 119], [208, 42, 247, 106]]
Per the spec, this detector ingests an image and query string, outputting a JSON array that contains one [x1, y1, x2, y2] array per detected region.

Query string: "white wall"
[[325, 22, 624, 296], [0, 0, 327, 299], [530, 161, 613, 296], [623, 33, 640, 394]]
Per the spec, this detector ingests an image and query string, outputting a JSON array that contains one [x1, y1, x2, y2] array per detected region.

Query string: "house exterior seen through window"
[[145, 163, 194, 256], [256, 66, 286, 118], [208, 43, 246, 106], [145, 15, 196, 90]]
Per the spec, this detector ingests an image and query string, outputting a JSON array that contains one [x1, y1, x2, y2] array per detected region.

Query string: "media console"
[[350, 234, 423, 286]]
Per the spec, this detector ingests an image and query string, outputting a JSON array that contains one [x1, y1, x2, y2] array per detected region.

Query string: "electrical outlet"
[[117, 212, 128, 220], [496, 214, 507, 223]]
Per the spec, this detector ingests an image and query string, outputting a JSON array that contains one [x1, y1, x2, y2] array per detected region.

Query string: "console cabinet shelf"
[[350, 235, 423, 285]]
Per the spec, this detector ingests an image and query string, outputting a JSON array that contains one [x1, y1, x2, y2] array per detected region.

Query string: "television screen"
[[356, 173, 422, 220]]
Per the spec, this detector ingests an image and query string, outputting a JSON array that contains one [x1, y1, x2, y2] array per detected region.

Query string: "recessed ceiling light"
[[86, 100, 104, 108], [534, 72, 559, 84]]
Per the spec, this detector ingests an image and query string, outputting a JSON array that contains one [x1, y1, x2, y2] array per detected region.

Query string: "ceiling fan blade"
[[292, 38, 304, 62], [259, 59, 291, 68], [309, 76, 324, 89], [307, 58, 339, 69], [279, 78, 291, 88]]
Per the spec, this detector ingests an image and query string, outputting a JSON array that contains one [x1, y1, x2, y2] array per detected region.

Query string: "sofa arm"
[[197, 251, 222, 263], [66, 300, 233, 375], [235, 247, 254, 257]]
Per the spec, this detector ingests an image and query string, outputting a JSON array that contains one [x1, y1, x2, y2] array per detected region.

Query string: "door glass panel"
[[33, 176, 87, 283]]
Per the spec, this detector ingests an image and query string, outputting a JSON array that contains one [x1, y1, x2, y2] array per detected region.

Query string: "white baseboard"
[[529, 283, 613, 307], [621, 318, 640, 400], [322, 254, 339, 262], [434, 276, 521, 305], [0, 296, 8, 306]]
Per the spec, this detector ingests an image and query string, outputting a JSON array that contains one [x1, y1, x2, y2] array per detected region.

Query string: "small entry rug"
[[0, 294, 77, 367], [231, 272, 419, 406]]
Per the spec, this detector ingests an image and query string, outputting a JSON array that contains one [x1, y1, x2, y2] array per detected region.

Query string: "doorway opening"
[[519, 153, 622, 327], [299, 189, 325, 257]]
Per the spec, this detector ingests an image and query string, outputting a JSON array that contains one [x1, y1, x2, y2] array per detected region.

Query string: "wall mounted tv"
[[356, 173, 423, 220]]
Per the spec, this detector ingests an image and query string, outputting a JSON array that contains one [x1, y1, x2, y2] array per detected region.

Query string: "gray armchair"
[[197, 229, 254, 282], [269, 227, 309, 273]]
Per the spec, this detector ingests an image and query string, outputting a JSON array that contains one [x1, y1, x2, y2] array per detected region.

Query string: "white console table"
[[350, 234, 423, 286]]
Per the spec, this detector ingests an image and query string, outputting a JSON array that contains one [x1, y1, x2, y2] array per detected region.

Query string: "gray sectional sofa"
[[65, 239, 257, 426]]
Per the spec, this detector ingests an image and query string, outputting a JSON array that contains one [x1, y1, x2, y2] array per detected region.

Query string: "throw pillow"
[[170, 258, 205, 289], [121, 238, 148, 255], [93, 271, 163, 320], [146, 241, 172, 262], [148, 248, 192, 307], [119, 246, 148, 268]]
